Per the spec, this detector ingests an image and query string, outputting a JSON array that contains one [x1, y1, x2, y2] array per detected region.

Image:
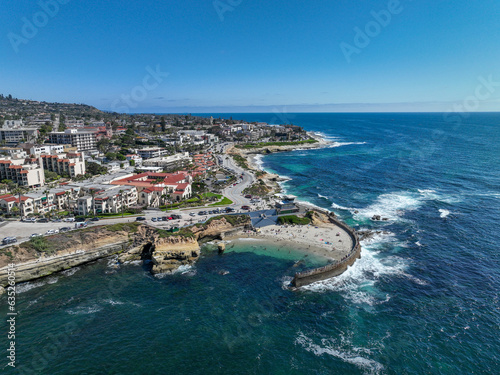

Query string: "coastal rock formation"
[[150, 236, 200, 274], [0, 216, 251, 287], [309, 211, 331, 225], [0, 223, 143, 290]]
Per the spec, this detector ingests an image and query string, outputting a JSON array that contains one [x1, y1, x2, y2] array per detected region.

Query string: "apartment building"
[[142, 152, 192, 171], [76, 185, 138, 216], [0, 157, 45, 187], [40, 152, 86, 178], [0, 122, 39, 144], [48, 129, 96, 151], [136, 147, 168, 159]]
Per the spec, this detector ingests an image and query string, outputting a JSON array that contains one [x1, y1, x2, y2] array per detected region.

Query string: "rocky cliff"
[[0, 216, 251, 293]]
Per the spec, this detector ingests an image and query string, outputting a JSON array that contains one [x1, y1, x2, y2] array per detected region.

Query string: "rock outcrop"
[[0, 216, 251, 287]]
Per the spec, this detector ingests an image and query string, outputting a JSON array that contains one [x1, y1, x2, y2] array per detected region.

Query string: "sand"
[[225, 222, 353, 261]]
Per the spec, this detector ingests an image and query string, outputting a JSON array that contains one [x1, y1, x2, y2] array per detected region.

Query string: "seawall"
[[291, 209, 361, 287]]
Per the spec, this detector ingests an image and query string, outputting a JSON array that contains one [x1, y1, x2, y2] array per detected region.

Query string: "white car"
[[64, 217, 75, 222], [189, 212, 196, 216], [30, 233, 43, 238], [45, 229, 59, 235]]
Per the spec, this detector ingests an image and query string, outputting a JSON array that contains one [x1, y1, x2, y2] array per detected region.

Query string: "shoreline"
[[0, 134, 360, 293], [227, 134, 363, 286]]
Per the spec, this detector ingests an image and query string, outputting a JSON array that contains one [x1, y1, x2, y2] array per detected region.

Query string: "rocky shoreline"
[[0, 217, 251, 295]]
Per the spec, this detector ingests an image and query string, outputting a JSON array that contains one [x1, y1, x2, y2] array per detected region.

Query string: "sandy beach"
[[225, 221, 353, 261]]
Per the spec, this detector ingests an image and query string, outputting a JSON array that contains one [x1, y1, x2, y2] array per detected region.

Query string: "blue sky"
[[1, 0, 499, 113]]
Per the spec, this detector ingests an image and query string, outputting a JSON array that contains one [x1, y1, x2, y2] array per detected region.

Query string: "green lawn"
[[208, 197, 233, 206]]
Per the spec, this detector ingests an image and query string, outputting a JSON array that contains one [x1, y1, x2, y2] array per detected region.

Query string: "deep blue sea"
[[2, 113, 499, 374]]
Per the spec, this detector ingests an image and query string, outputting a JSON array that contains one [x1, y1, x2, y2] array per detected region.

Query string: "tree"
[[44, 170, 59, 182], [105, 152, 116, 161], [97, 138, 111, 153], [119, 189, 125, 217], [89, 189, 96, 217], [116, 153, 126, 161], [86, 162, 108, 176], [160, 116, 166, 132], [129, 159, 135, 167]]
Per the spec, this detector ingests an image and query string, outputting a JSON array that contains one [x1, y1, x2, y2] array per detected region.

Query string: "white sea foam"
[[418, 189, 461, 204], [354, 191, 422, 221], [301, 232, 407, 306], [16, 279, 53, 294], [104, 299, 125, 306], [154, 264, 195, 278], [439, 209, 450, 218], [61, 267, 81, 277], [67, 304, 103, 315], [14, 282, 43, 294], [328, 141, 367, 148], [295, 332, 384, 375], [253, 154, 265, 170], [331, 201, 352, 211], [317, 193, 328, 199]]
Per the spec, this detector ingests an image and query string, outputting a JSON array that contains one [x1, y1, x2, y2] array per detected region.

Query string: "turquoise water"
[[2, 113, 499, 374]]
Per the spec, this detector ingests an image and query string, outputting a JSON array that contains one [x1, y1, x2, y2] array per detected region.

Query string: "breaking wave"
[[295, 332, 384, 374]]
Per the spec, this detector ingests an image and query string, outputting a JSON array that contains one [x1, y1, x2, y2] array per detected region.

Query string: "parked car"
[[64, 217, 75, 222], [75, 222, 87, 229], [37, 218, 49, 223], [245, 194, 252, 199], [75, 217, 86, 222], [241, 205, 250, 210], [52, 218, 62, 222], [2, 237, 17, 245], [151, 217, 157, 222], [136, 217, 146, 221], [162, 216, 168, 221], [90, 217, 100, 221], [189, 212, 196, 217], [30, 233, 43, 238], [59, 227, 71, 232]]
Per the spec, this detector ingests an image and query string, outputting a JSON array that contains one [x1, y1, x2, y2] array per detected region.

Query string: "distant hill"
[[0, 95, 104, 118]]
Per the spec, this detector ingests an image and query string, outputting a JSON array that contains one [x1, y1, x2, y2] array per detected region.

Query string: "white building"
[[49, 129, 96, 151], [136, 147, 168, 159], [142, 152, 191, 170]]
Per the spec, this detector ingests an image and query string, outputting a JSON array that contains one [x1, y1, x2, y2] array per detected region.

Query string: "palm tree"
[[64, 191, 71, 210], [12, 186, 26, 217], [43, 189, 50, 215], [89, 189, 96, 217], [119, 189, 124, 217]]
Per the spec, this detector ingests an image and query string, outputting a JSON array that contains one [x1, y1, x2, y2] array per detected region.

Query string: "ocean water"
[[2, 113, 499, 374]]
